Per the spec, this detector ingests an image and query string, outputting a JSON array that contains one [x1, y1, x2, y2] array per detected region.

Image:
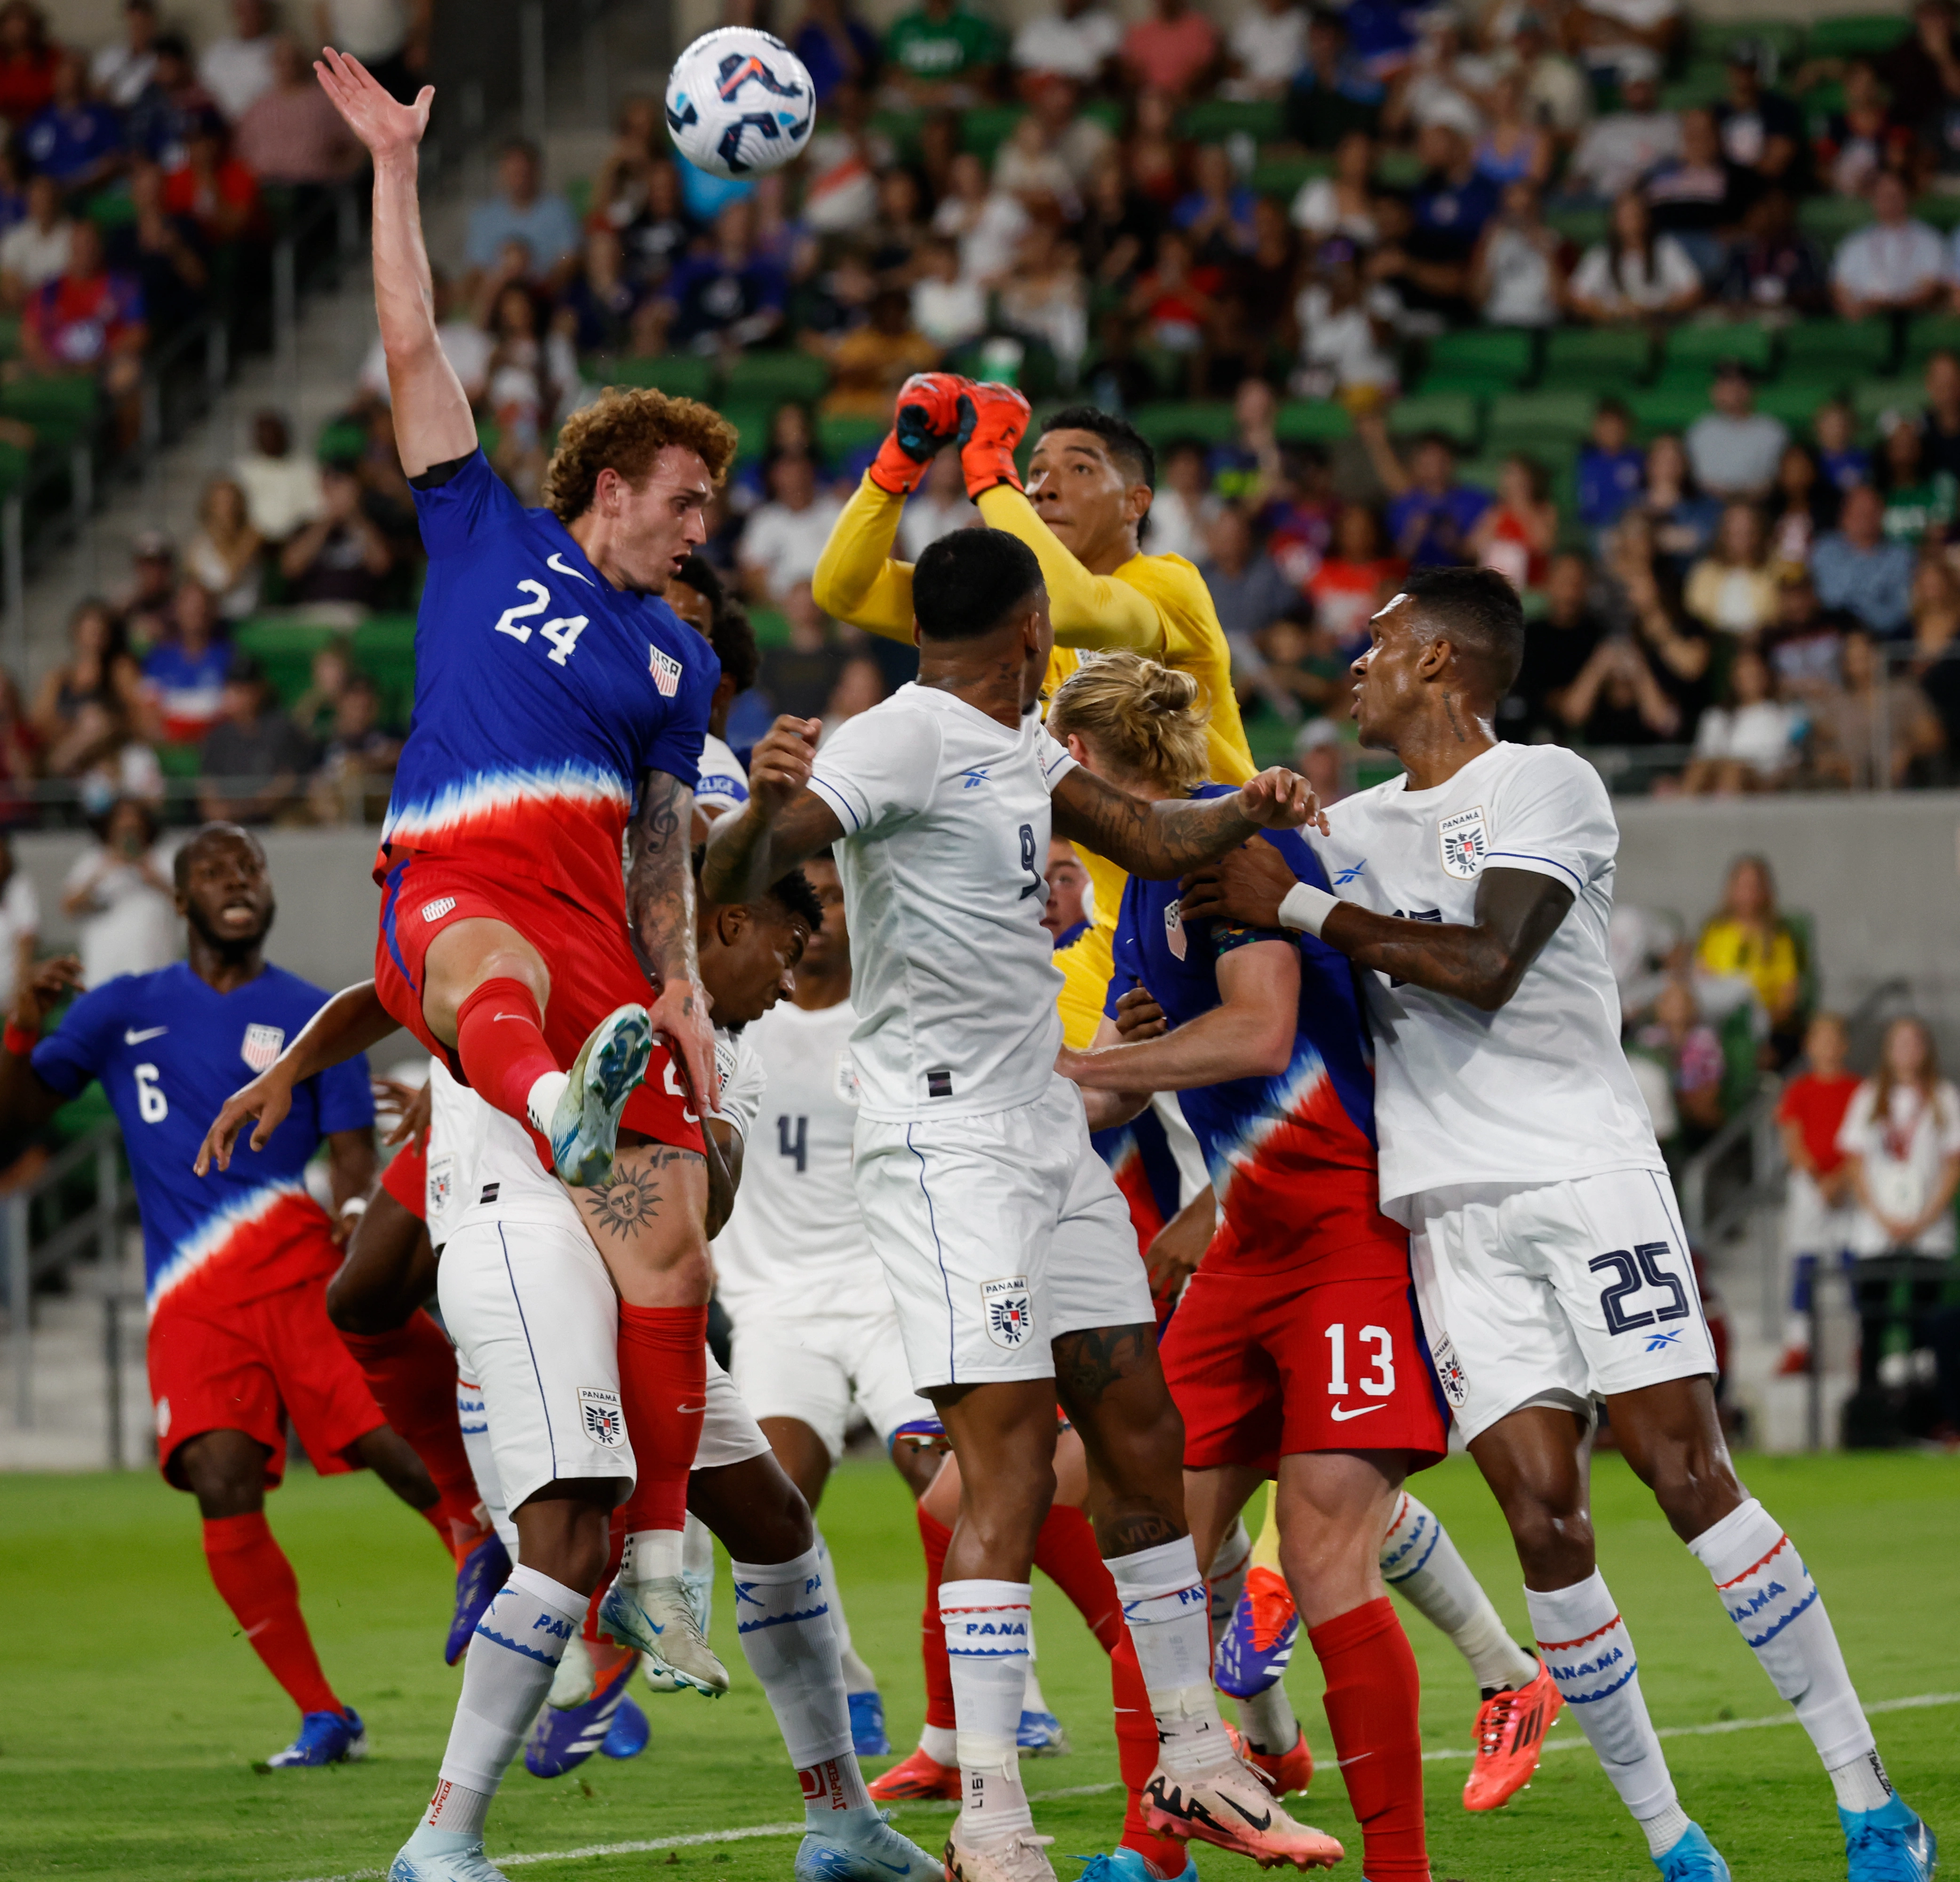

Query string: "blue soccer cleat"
[[389, 1833, 510, 1882], [1214, 1565, 1298, 1700], [1653, 1822, 1731, 1882], [262, 1706, 367, 1769], [795, 1805, 942, 1882], [1843, 1796, 1938, 1881], [890, 1414, 949, 1453], [1072, 1852, 1199, 1882], [525, 1658, 638, 1777], [602, 1694, 650, 1759], [549, 1005, 654, 1188], [446, 1528, 513, 1667], [1018, 1707, 1071, 1756], [848, 1688, 890, 1757]]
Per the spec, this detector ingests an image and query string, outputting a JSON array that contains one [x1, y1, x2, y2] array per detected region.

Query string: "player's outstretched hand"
[[11, 954, 80, 1037], [314, 45, 431, 161], [868, 373, 975, 495], [1145, 1200, 1211, 1293], [1112, 985, 1167, 1042], [195, 1064, 296, 1175], [957, 379, 1032, 499], [1179, 837, 1300, 932], [1237, 766, 1325, 833], [374, 1075, 432, 1149], [650, 979, 720, 1115], [747, 715, 819, 821]]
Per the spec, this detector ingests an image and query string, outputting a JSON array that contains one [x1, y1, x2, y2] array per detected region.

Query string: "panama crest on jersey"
[[832, 1048, 861, 1106], [1432, 1334, 1469, 1408], [981, 1276, 1035, 1349], [578, 1386, 626, 1448], [1438, 805, 1489, 881], [240, 1023, 286, 1074]]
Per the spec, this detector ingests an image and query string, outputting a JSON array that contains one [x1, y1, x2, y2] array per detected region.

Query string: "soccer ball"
[[664, 28, 815, 181]]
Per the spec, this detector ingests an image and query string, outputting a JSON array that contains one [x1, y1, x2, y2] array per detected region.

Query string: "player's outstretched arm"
[[975, 484, 1164, 652], [314, 47, 474, 476], [0, 956, 85, 1134], [1063, 1013, 1152, 1134], [1179, 843, 1574, 1014], [325, 1126, 379, 1244], [700, 717, 845, 908], [627, 767, 719, 1110], [1051, 764, 1318, 881], [196, 979, 398, 1173]]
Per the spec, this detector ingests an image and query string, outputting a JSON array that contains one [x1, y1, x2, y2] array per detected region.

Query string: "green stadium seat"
[[1453, 455, 1508, 492], [0, 374, 97, 441], [155, 742, 203, 781], [722, 351, 831, 405], [0, 313, 18, 359], [604, 354, 717, 399], [1418, 372, 1520, 402], [564, 175, 592, 223], [960, 105, 1024, 162], [1484, 389, 1594, 449], [315, 415, 366, 463], [1178, 98, 1283, 142], [1849, 378, 1921, 424], [1540, 326, 1652, 388], [1691, 19, 1803, 63], [0, 439, 28, 496], [1545, 205, 1610, 248], [1797, 195, 1873, 246], [1386, 390, 1481, 448], [1128, 401, 1239, 448], [1274, 399, 1354, 443], [1661, 66, 1729, 110], [1782, 319, 1893, 378], [1916, 195, 1960, 234], [816, 412, 885, 461], [1374, 149, 1424, 191], [1755, 379, 1842, 428], [868, 109, 922, 160], [1428, 327, 1537, 387], [1627, 382, 1714, 433], [721, 402, 780, 463], [748, 605, 790, 648], [1804, 14, 1910, 59], [1250, 154, 1327, 195], [1908, 313, 1960, 362], [1665, 321, 1775, 375]]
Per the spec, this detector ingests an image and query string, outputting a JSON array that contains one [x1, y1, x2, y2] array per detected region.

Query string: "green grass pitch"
[[2, 1451, 1953, 1882]]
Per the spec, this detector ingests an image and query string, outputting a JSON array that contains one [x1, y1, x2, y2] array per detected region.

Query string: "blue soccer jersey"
[[1106, 786, 1395, 1274], [382, 449, 720, 915], [32, 964, 374, 1311]]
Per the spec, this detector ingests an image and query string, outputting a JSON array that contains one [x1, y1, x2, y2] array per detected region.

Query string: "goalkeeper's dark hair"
[[1402, 566, 1527, 696], [691, 844, 823, 931], [912, 527, 1044, 642], [676, 553, 759, 694], [1036, 406, 1155, 491]]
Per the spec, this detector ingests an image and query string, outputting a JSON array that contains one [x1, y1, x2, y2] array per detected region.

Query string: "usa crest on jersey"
[[1164, 896, 1187, 961], [578, 1385, 626, 1448], [981, 1275, 1035, 1348], [240, 1023, 286, 1073], [1438, 805, 1489, 880], [649, 644, 684, 698]]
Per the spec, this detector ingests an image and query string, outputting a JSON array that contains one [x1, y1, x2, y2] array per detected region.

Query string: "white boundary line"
[[281, 1692, 1960, 1882]]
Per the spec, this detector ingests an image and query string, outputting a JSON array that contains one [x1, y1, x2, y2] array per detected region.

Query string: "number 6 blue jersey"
[[30, 964, 374, 1312], [382, 450, 719, 916]]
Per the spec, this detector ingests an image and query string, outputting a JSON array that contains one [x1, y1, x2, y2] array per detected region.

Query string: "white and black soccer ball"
[[664, 27, 815, 180]]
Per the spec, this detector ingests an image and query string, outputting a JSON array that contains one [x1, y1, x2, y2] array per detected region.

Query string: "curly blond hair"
[[1046, 652, 1211, 794], [542, 387, 739, 521]]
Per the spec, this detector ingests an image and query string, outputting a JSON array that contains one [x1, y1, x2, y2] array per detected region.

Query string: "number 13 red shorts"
[[1160, 1253, 1448, 1475]]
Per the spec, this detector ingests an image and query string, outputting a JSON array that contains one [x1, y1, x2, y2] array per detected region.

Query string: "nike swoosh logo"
[[1329, 1402, 1386, 1422], [124, 1026, 167, 1044], [676, 1402, 707, 1414], [492, 1013, 532, 1023], [547, 551, 594, 586]]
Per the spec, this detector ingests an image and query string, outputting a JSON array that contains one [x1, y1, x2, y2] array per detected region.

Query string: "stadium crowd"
[[18, 0, 1960, 827]]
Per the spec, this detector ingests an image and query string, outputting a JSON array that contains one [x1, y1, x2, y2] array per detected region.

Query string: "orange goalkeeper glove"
[[956, 379, 1032, 499], [867, 372, 973, 495]]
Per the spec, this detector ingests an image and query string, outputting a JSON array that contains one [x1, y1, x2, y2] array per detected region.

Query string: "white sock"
[[921, 1722, 958, 1764], [1235, 1682, 1298, 1755], [816, 1528, 876, 1693], [1380, 1491, 1538, 1693], [1107, 1537, 1234, 1778], [454, 1379, 517, 1555], [626, 1527, 685, 1582], [732, 1544, 854, 1762], [1206, 1518, 1252, 1634], [1022, 1660, 1050, 1717], [525, 1070, 569, 1137], [683, 1511, 716, 1634], [1526, 1573, 1680, 1838], [941, 1578, 1035, 1842], [1685, 1498, 1888, 1809], [405, 1563, 585, 1850]]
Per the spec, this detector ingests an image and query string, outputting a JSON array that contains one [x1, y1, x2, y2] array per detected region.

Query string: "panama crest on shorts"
[[981, 1276, 1035, 1349], [578, 1386, 626, 1448], [1432, 1334, 1469, 1408], [240, 1024, 286, 1073]]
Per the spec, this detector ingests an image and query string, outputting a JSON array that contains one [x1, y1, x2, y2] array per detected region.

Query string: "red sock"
[[1309, 1596, 1427, 1882], [339, 1315, 483, 1560], [1114, 1627, 1188, 1874], [915, 1503, 956, 1732], [1034, 1503, 1123, 1652], [202, 1513, 340, 1718], [613, 1304, 709, 1538], [454, 977, 560, 1128]]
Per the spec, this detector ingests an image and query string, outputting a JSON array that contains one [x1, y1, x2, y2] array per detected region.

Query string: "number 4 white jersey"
[[1315, 741, 1664, 1220], [712, 998, 881, 1319], [807, 683, 1076, 1122]]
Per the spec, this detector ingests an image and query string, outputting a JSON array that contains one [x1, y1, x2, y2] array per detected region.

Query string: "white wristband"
[[339, 1195, 369, 1219], [1278, 882, 1341, 938]]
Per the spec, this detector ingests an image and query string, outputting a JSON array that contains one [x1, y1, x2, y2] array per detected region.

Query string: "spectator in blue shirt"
[[1809, 485, 1916, 638], [793, 0, 883, 101], [463, 138, 581, 292], [1282, 10, 1384, 149], [22, 48, 124, 192], [124, 34, 220, 172], [1172, 144, 1258, 264], [648, 199, 788, 353], [1341, 0, 1423, 78], [1360, 415, 1491, 567], [1578, 398, 1646, 533]]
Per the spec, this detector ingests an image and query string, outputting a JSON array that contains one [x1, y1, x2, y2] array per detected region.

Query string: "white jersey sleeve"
[[711, 1026, 767, 1144], [807, 702, 942, 836], [1481, 745, 1619, 901], [696, 733, 750, 821]]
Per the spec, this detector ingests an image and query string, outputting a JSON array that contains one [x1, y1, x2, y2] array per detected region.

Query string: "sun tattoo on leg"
[[583, 1169, 663, 1238]]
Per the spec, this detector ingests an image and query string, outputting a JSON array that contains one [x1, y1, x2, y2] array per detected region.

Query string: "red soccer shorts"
[[1162, 1257, 1448, 1474], [375, 853, 704, 1155], [148, 1271, 382, 1489]]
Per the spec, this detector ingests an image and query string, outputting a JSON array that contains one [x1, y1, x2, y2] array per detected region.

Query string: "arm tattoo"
[[627, 769, 699, 989], [701, 790, 845, 907], [1052, 1323, 1158, 1405], [1052, 769, 1263, 881], [581, 1147, 700, 1240]]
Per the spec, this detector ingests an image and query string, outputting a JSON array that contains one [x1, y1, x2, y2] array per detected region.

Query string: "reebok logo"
[[1645, 1329, 1684, 1351], [124, 1026, 167, 1044], [1333, 861, 1367, 885]]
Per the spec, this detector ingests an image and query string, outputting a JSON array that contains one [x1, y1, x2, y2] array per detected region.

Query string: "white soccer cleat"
[[641, 1559, 715, 1694], [795, 1806, 942, 1882], [599, 1574, 729, 1696], [1142, 1754, 1345, 1870], [943, 1827, 1058, 1882], [547, 1633, 596, 1710], [548, 1004, 654, 1188], [389, 1839, 511, 1882]]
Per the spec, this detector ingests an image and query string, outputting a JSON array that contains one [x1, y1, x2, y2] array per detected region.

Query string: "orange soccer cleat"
[[868, 1744, 962, 1803], [1243, 1728, 1315, 1800], [1463, 1661, 1564, 1811]]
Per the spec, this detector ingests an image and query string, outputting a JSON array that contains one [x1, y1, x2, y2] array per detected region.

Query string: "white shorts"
[[439, 1212, 768, 1514], [1785, 1168, 1856, 1261], [726, 1295, 934, 1462], [1407, 1166, 1718, 1446], [853, 1076, 1154, 1391]]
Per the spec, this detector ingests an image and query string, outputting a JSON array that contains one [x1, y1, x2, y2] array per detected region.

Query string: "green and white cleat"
[[550, 1005, 654, 1188], [599, 1574, 729, 1697]]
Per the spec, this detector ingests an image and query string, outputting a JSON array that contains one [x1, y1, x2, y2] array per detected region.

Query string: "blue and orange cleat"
[[1072, 1852, 1198, 1882], [602, 1694, 650, 1759], [549, 1005, 654, 1188], [1215, 1564, 1299, 1699], [849, 1689, 890, 1757], [525, 1655, 640, 1777], [262, 1706, 367, 1769], [1653, 1823, 1731, 1882], [1842, 1796, 1937, 1882], [446, 1528, 513, 1666], [1019, 1706, 1071, 1757]]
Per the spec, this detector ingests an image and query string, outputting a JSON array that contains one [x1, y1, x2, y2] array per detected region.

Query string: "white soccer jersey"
[[697, 732, 750, 822], [807, 683, 1076, 1122], [1316, 741, 1664, 1218], [713, 997, 877, 1315], [711, 1025, 766, 1146]]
